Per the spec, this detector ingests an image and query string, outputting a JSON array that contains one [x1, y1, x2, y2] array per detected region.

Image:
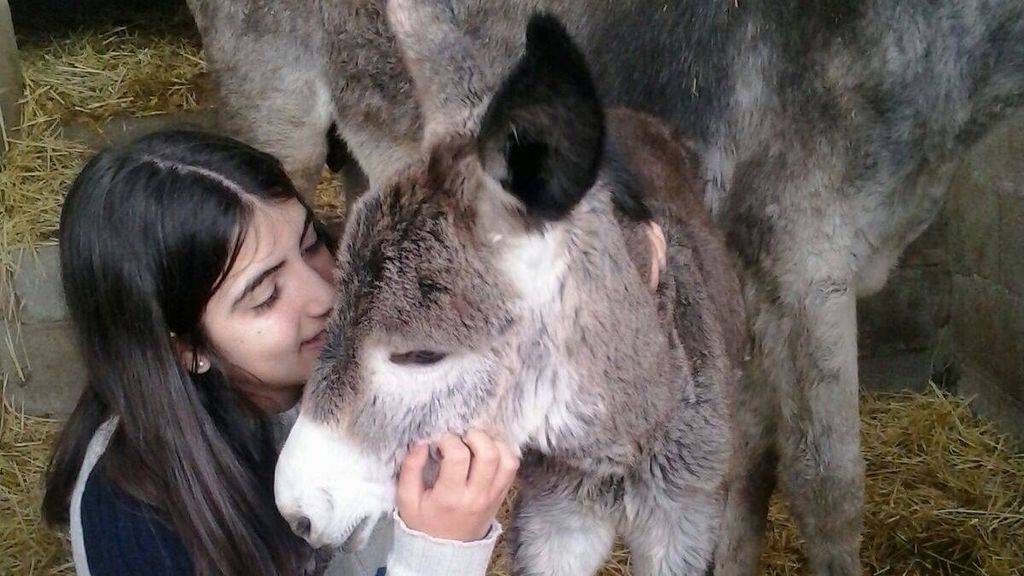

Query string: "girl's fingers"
[[433, 433, 472, 494], [462, 429, 500, 496], [397, 442, 429, 511], [491, 437, 520, 500]]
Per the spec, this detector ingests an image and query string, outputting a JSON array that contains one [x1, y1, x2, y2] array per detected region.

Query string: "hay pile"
[[315, 168, 348, 219], [0, 25, 346, 305], [856, 388, 1024, 575], [761, 386, 1024, 576], [3, 387, 1021, 575], [0, 379, 71, 576], [0, 25, 207, 305], [2, 24, 207, 240], [17, 27, 205, 124]]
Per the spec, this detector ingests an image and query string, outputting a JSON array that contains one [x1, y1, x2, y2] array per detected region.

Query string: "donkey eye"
[[389, 350, 447, 365]]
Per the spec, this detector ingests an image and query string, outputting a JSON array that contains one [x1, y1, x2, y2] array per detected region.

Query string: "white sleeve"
[[384, 511, 501, 576]]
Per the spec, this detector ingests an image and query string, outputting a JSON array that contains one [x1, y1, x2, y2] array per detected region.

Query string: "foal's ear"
[[476, 14, 605, 221]]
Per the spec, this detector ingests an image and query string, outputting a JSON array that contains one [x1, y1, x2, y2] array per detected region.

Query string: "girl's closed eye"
[[254, 286, 280, 312]]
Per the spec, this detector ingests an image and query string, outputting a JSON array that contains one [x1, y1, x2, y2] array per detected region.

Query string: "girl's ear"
[[170, 333, 212, 374]]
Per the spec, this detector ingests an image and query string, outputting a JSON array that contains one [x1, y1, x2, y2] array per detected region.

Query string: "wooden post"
[[0, 0, 22, 154]]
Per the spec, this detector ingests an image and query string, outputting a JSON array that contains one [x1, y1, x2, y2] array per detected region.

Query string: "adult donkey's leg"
[[771, 268, 863, 576], [715, 139, 864, 575], [508, 472, 615, 576]]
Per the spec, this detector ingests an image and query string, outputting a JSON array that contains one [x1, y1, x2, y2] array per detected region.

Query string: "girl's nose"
[[301, 263, 336, 317]]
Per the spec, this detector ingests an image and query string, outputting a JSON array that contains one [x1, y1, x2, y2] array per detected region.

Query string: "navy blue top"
[[78, 464, 393, 576], [80, 464, 193, 575]]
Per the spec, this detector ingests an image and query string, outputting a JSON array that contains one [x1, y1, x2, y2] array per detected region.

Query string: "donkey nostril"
[[293, 516, 312, 539]]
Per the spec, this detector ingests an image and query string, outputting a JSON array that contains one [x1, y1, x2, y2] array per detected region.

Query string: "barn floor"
[[1, 8, 1023, 576]]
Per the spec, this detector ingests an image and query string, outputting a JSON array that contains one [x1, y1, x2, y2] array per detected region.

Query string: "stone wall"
[[858, 111, 1024, 441], [945, 110, 1024, 441], [858, 215, 951, 394], [1, 246, 86, 415]]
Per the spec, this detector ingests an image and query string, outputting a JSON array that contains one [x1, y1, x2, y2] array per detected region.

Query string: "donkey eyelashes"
[[388, 350, 447, 366]]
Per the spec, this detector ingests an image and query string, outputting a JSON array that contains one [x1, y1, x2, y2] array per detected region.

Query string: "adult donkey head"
[[276, 5, 670, 549]]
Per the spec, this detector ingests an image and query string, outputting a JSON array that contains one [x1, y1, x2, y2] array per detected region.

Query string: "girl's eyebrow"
[[232, 262, 284, 310]]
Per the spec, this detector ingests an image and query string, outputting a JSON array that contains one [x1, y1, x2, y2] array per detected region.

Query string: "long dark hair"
[[43, 130, 332, 575]]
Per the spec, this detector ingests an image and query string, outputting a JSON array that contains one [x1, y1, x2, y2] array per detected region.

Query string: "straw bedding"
[[1, 22, 341, 318], [1, 25, 207, 244]]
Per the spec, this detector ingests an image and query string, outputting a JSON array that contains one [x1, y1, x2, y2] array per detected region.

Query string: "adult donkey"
[[187, 0, 1024, 573], [275, 8, 745, 575]]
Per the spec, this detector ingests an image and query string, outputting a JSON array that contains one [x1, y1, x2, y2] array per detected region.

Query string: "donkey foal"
[[276, 13, 745, 576]]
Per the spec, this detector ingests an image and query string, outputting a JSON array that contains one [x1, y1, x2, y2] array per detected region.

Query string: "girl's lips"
[[301, 329, 326, 351]]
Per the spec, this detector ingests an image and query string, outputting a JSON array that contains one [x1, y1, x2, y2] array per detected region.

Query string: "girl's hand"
[[396, 430, 519, 541]]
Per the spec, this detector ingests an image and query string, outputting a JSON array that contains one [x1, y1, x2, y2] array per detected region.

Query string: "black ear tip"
[[525, 13, 573, 51], [524, 13, 593, 87]]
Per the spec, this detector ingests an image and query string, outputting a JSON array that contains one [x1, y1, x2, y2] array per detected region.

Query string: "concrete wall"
[[858, 215, 951, 393], [944, 110, 1024, 441], [859, 109, 1024, 441], [1, 246, 87, 414], [0, 0, 21, 153], [857, 110, 1024, 443]]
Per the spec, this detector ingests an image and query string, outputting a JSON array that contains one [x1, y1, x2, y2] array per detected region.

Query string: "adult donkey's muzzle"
[[275, 413, 395, 550]]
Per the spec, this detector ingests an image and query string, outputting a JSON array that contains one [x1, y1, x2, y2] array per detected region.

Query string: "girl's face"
[[201, 200, 337, 412]]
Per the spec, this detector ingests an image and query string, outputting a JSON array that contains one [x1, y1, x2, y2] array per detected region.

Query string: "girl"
[[42, 130, 517, 576]]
